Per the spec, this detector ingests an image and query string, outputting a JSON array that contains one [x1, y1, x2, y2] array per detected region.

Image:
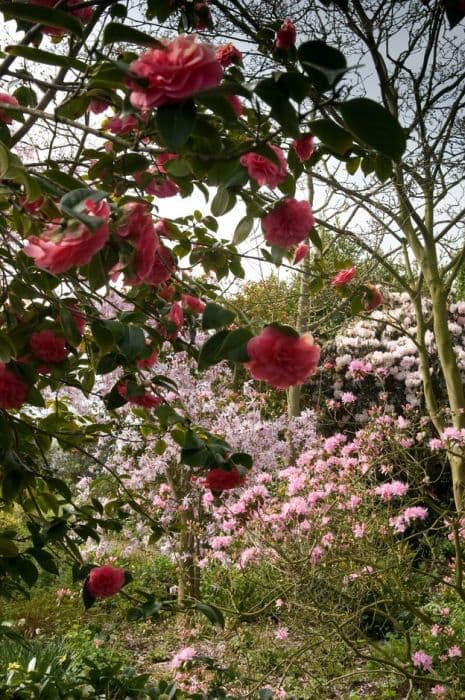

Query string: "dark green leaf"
[[156, 101, 196, 150], [118, 326, 146, 362], [232, 216, 254, 245], [339, 98, 407, 161], [60, 188, 108, 231], [444, 0, 465, 28], [211, 188, 232, 217], [114, 153, 149, 175], [14, 557, 39, 586], [6, 45, 87, 72], [103, 22, 162, 47], [310, 118, 352, 155], [220, 327, 252, 362], [28, 548, 59, 575], [0, 331, 15, 362], [59, 307, 82, 347], [56, 94, 90, 120], [97, 352, 124, 375], [0, 2, 83, 37], [374, 153, 393, 182], [202, 303, 235, 330], [194, 602, 225, 628], [198, 329, 229, 370], [0, 538, 19, 557], [298, 40, 347, 92]]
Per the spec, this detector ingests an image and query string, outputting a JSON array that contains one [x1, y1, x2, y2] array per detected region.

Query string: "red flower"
[[0, 363, 28, 409], [293, 242, 309, 264], [182, 294, 205, 314], [19, 196, 45, 215], [226, 95, 243, 117], [364, 284, 383, 311], [168, 302, 184, 329], [143, 246, 176, 285], [292, 135, 314, 163], [275, 18, 296, 49], [70, 306, 86, 334], [136, 347, 159, 369], [215, 43, 243, 67], [87, 99, 108, 115], [204, 468, 246, 491], [331, 266, 356, 287], [159, 284, 175, 301], [129, 34, 223, 111], [29, 331, 69, 363], [24, 200, 110, 274], [245, 326, 320, 389], [104, 115, 138, 134], [0, 92, 19, 124], [240, 144, 288, 189], [117, 202, 161, 284], [86, 565, 125, 599], [262, 198, 314, 248], [135, 169, 180, 198], [117, 382, 162, 409], [154, 152, 179, 173]]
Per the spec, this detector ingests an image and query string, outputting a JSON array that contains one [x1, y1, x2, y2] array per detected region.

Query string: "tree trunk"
[[429, 283, 465, 512]]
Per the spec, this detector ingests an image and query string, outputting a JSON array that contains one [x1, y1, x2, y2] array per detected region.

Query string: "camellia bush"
[[0, 0, 395, 600]]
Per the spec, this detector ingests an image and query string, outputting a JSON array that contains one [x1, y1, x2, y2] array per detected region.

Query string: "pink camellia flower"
[[364, 284, 383, 311], [275, 18, 296, 49], [0, 92, 19, 124], [168, 301, 184, 329], [143, 246, 176, 285], [215, 43, 243, 67], [0, 363, 28, 409], [19, 196, 45, 216], [155, 152, 179, 173], [159, 284, 175, 301], [294, 243, 309, 264], [135, 168, 180, 198], [29, 331, 69, 363], [87, 99, 108, 115], [24, 200, 110, 274], [117, 382, 162, 409], [193, 1, 212, 30], [86, 565, 125, 599], [245, 326, 320, 388], [129, 34, 223, 111], [136, 347, 159, 369], [182, 294, 205, 314], [292, 135, 314, 162], [240, 144, 288, 189], [262, 198, 314, 248], [104, 114, 138, 134], [68, 306, 86, 335], [226, 94, 243, 117], [331, 266, 357, 287], [204, 468, 246, 492]]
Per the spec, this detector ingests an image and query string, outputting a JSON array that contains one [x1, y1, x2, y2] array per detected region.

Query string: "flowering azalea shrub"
[[305, 293, 465, 432], [192, 406, 465, 697]]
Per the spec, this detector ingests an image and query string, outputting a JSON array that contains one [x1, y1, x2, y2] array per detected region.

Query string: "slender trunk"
[[177, 507, 200, 604], [166, 462, 201, 602], [429, 283, 465, 511]]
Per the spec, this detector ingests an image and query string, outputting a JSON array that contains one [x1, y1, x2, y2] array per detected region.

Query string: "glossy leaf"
[[339, 98, 407, 161]]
